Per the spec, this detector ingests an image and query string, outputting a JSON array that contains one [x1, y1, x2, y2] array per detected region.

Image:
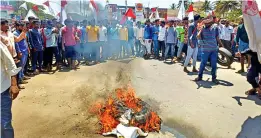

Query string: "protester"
[[158, 21, 166, 59], [119, 24, 129, 58], [164, 20, 177, 63], [176, 18, 187, 61], [43, 20, 60, 71], [13, 22, 30, 88], [183, 14, 200, 73], [62, 18, 78, 69], [196, 16, 224, 83], [98, 20, 108, 61], [236, 18, 251, 73], [80, 19, 88, 61], [134, 21, 143, 57], [127, 21, 135, 57], [86, 19, 99, 63], [143, 19, 153, 58], [152, 19, 160, 59], [108, 21, 120, 59], [1, 38, 21, 138]]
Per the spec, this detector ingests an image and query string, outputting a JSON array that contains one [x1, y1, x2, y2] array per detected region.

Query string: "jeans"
[[153, 40, 159, 57], [32, 51, 43, 71], [45, 47, 60, 65], [184, 45, 198, 67], [19, 51, 28, 81], [177, 40, 184, 58], [158, 40, 165, 57], [1, 88, 14, 138], [164, 43, 174, 59], [135, 39, 142, 56], [198, 51, 218, 80], [129, 39, 135, 56]]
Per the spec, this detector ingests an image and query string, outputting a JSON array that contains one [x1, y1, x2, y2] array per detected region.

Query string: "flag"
[[43, 1, 50, 7], [19, 2, 27, 10], [149, 7, 159, 20], [187, 4, 194, 21], [32, 5, 39, 12], [120, 8, 136, 24], [61, 0, 67, 8], [260, 11, 261, 16], [242, 0, 261, 62], [90, 0, 99, 13], [177, 0, 185, 20]]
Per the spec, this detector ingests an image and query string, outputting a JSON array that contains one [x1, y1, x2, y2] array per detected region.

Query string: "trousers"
[[184, 45, 198, 67], [198, 51, 218, 80]]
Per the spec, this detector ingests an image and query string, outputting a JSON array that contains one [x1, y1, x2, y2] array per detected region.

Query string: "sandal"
[[245, 89, 256, 95]]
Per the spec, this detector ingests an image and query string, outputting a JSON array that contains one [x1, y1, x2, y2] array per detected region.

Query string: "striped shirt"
[[199, 26, 219, 52]]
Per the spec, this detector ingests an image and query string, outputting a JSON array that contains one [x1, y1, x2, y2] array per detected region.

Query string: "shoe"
[[33, 71, 39, 75], [236, 69, 245, 73], [18, 85, 25, 89], [192, 67, 198, 72], [183, 67, 190, 73], [194, 77, 202, 82], [19, 80, 28, 84], [23, 76, 31, 80], [212, 79, 219, 84]]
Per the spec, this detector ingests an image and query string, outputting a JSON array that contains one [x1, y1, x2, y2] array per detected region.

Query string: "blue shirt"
[[13, 30, 28, 53], [198, 26, 219, 52], [127, 27, 134, 40], [108, 27, 119, 40], [152, 25, 160, 40], [188, 22, 198, 47], [28, 28, 44, 51], [165, 26, 177, 44], [144, 25, 153, 39], [80, 26, 87, 43]]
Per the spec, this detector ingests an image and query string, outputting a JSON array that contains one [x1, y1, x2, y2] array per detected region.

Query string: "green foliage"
[[200, 0, 214, 13], [170, 3, 178, 10], [214, 0, 241, 17], [225, 9, 242, 23]]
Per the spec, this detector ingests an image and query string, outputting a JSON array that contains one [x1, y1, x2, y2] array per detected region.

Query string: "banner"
[[167, 9, 178, 20], [135, 3, 144, 22]]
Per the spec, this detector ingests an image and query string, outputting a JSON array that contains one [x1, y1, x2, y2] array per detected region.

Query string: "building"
[[0, 1, 14, 19]]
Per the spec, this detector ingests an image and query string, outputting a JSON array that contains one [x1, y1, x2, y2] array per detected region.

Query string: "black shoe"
[[194, 77, 202, 82], [212, 79, 219, 84]]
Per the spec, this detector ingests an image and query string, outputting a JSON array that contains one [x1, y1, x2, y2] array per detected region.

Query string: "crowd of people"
[[1, 13, 261, 137]]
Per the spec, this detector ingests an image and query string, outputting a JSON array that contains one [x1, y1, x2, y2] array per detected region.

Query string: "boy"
[[164, 20, 177, 62]]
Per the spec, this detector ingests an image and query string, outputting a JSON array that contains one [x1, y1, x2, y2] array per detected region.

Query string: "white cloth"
[[134, 27, 144, 40], [221, 25, 234, 41], [0, 31, 17, 57], [242, 0, 261, 62], [184, 46, 198, 67], [158, 26, 166, 41], [1, 41, 21, 93], [99, 26, 107, 42], [144, 39, 152, 54]]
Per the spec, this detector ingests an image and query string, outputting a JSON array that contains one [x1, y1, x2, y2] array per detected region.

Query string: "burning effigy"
[[90, 86, 161, 138]]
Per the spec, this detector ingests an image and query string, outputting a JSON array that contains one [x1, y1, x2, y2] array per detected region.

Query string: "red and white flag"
[[187, 4, 194, 21], [32, 5, 39, 12], [243, 0, 261, 62], [120, 8, 136, 24], [149, 7, 159, 20]]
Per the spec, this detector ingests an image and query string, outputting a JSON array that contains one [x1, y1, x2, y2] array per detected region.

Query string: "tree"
[[201, 0, 214, 13], [214, 0, 241, 17], [170, 3, 177, 10]]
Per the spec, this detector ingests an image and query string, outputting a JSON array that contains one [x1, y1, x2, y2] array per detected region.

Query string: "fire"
[[90, 86, 161, 134]]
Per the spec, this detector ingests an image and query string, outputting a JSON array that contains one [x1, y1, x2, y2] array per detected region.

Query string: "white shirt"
[[134, 26, 144, 40], [1, 41, 21, 93], [0, 31, 17, 57], [99, 26, 107, 42], [221, 25, 234, 41], [158, 26, 166, 41]]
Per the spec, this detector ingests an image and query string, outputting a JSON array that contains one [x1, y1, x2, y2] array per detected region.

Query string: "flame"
[[91, 86, 161, 134]]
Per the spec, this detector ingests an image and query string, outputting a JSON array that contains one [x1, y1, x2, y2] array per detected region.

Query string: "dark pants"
[[32, 51, 43, 71], [45, 47, 60, 65], [18, 51, 28, 81], [247, 65, 261, 89], [153, 40, 159, 57], [221, 40, 232, 52], [1, 88, 14, 138], [198, 51, 218, 80], [135, 39, 142, 56], [159, 40, 165, 57], [43, 49, 48, 68]]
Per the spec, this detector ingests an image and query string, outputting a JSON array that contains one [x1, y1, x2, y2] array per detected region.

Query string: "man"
[[119, 24, 129, 58], [28, 20, 44, 74], [86, 19, 99, 63], [28, 16, 35, 29], [62, 18, 78, 69], [158, 21, 166, 59], [98, 21, 107, 61], [221, 20, 234, 66], [236, 18, 250, 73], [13, 22, 30, 88], [108, 21, 120, 59], [80, 20, 88, 62], [43, 20, 60, 71], [134, 21, 143, 57], [143, 19, 153, 58], [184, 14, 201, 73], [196, 16, 224, 84], [127, 21, 135, 57], [74, 21, 82, 65], [176, 18, 187, 61], [1, 38, 21, 138], [164, 20, 177, 62], [152, 19, 160, 59]]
